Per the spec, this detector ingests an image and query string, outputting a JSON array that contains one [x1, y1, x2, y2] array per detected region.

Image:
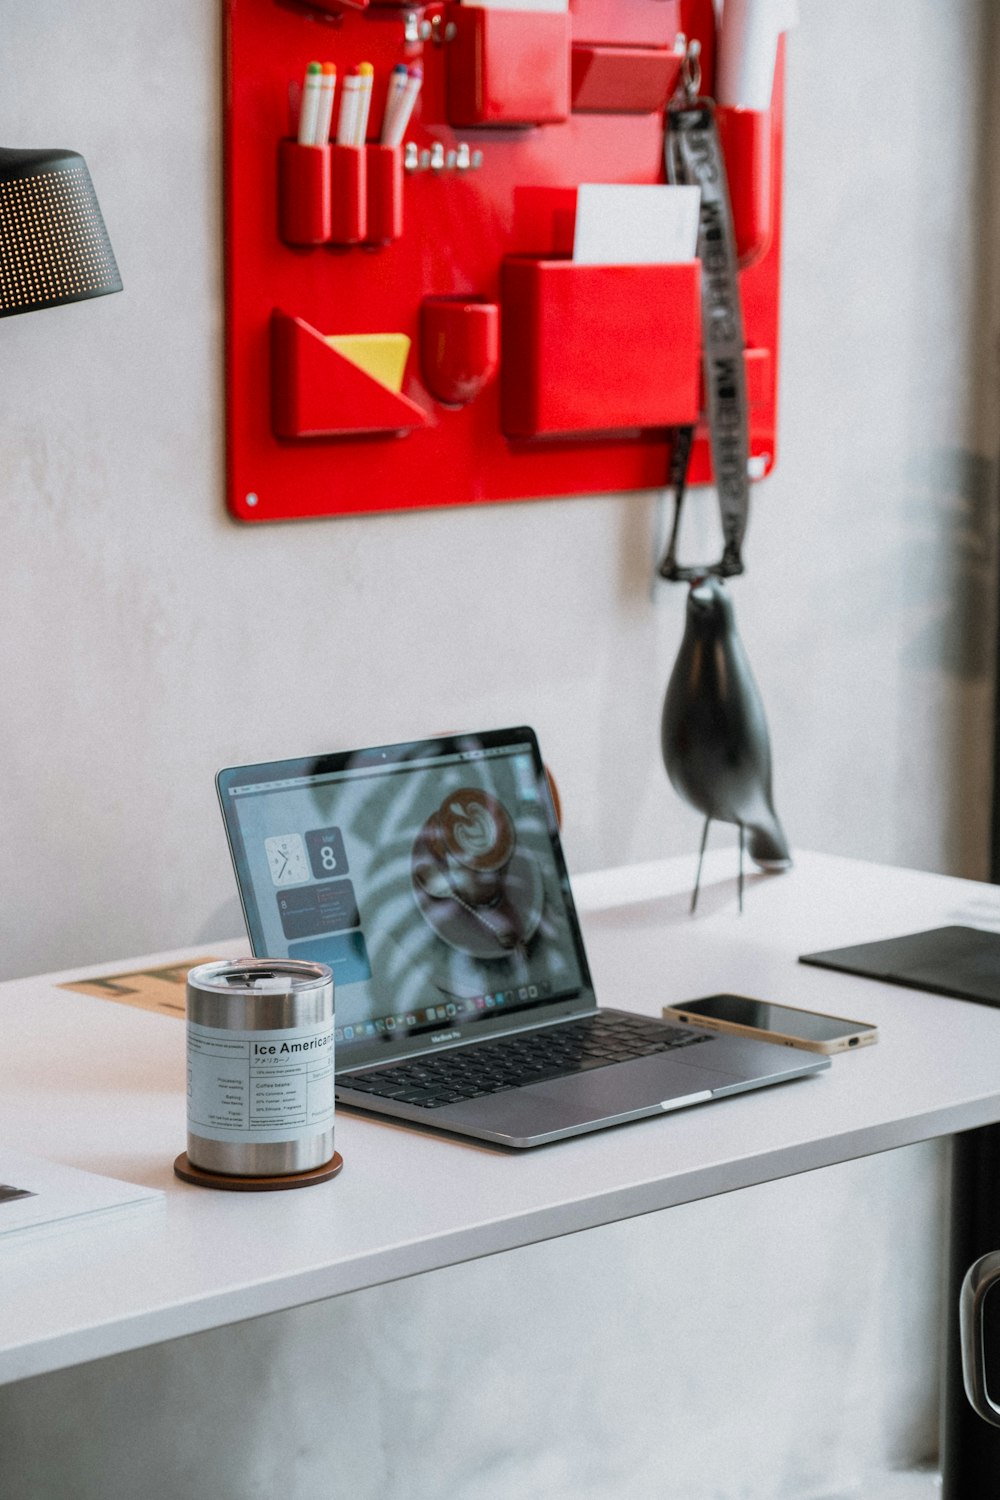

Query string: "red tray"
[[224, 0, 783, 523]]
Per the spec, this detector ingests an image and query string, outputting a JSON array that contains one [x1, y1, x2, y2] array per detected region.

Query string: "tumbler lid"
[[187, 958, 332, 996]]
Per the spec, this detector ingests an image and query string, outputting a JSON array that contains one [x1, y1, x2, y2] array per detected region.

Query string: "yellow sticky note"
[[325, 334, 411, 393]]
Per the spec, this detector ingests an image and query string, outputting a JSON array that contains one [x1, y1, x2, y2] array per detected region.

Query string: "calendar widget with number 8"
[[306, 826, 348, 880]]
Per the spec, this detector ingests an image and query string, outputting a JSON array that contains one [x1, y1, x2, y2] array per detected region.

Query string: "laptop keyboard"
[[339, 1011, 711, 1110]]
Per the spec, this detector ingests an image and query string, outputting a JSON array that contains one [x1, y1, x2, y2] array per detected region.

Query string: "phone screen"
[[675, 994, 872, 1044]]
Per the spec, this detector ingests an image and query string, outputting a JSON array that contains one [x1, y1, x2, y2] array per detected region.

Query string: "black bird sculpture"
[[661, 576, 791, 911]]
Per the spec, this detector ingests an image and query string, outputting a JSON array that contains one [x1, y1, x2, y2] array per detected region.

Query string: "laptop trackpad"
[[444, 1052, 739, 1138], [536, 1050, 738, 1107]]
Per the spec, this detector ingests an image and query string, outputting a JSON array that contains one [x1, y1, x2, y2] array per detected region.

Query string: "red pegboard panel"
[[224, 0, 783, 523]]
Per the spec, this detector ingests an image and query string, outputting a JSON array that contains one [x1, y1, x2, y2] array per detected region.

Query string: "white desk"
[[4, 848, 1000, 1388]]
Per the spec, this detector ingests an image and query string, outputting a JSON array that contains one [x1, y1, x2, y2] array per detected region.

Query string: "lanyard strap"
[[657, 86, 749, 582]]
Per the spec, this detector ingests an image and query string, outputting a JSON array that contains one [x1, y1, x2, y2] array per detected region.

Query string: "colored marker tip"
[[322, 61, 337, 74], [409, 64, 423, 77], [306, 61, 321, 73], [358, 62, 374, 76]]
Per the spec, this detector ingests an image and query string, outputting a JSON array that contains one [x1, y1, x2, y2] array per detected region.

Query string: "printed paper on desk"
[[0, 1151, 162, 1242], [573, 184, 701, 266], [59, 958, 223, 1018]]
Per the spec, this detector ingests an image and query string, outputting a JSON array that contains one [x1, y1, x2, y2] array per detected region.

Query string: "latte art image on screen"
[[412, 787, 544, 960], [423, 788, 515, 903], [439, 789, 515, 865]]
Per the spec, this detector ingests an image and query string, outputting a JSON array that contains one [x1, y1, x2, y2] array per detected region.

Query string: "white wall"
[[0, 0, 997, 984], [0, 2, 995, 1496]]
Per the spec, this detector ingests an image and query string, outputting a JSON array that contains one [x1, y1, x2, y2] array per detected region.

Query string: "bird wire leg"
[[738, 823, 745, 913], [691, 816, 711, 915]]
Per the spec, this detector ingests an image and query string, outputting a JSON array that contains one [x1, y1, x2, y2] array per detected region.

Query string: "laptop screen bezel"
[[216, 726, 598, 1070]]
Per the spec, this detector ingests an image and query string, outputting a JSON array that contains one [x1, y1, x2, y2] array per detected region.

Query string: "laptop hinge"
[[337, 999, 600, 1074]]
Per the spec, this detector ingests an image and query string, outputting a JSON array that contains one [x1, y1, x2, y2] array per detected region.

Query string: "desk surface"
[[4, 848, 1000, 1386]]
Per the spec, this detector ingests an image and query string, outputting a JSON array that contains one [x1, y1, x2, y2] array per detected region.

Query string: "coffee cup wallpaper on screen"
[[223, 741, 585, 1047]]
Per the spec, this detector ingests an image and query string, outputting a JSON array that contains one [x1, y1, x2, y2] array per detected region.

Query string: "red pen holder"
[[330, 144, 366, 246], [278, 140, 331, 247], [716, 106, 774, 269], [420, 297, 499, 407], [500, 258, 702, 438], [364, 144, 403, 246], [446, 5, 571, 127]]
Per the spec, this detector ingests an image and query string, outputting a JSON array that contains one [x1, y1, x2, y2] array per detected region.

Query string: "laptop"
[[216, 726, 828, 1148]]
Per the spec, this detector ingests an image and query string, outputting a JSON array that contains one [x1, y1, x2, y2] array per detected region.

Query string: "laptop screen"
[[216, 728, 595, 1068]]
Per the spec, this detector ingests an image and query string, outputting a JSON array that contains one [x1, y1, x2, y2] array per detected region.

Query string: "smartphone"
[[662, 993, 878, 1054]]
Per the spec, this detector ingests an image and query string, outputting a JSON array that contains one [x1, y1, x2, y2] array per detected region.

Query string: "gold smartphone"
[[663, 992, 878, 1055]]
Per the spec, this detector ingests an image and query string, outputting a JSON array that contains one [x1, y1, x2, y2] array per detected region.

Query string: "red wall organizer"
[[224, 0, 783, 524]]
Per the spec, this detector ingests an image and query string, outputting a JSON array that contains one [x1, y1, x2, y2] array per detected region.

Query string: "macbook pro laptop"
[[217, 726, 827, 1148]]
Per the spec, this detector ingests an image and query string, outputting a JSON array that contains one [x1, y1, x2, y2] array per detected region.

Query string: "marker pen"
[[336, 71, 362, 147], [354, 62, 374, 146], [382, 65, 422, 148], [380, 63, 409, 144], [297, 61, 323, 147], [314, 62, 337, 146]]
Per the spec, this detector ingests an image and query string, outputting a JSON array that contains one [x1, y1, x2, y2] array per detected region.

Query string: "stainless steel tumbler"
[[186, 958, 334, 1177]]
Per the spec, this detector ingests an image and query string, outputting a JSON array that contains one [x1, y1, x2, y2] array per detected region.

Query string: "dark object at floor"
[[941, 1123, 1000, 1494]]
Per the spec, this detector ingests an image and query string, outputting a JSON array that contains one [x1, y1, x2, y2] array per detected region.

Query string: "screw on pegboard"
[[404, 141, 482, 173], [404, 12, 456, 45], [427, 14, 457, 43]]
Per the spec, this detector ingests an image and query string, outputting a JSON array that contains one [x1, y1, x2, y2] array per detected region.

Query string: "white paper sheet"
[[0, 1151, 162, 1242], [573, 184, 701, 267], [717, 0, 799, 109]]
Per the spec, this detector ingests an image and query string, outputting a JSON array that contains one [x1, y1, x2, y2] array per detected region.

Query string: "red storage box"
[[271, 310, 428, 439], [572, 0, 683, 47], [447, 6, 571, 127], [716, 106, 774, 268], [571, 44, 682, 114], [500, 258, 701, 438]]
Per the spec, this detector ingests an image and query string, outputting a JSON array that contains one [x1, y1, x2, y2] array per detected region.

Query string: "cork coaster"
[[173, 1150, 344, 1192]]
